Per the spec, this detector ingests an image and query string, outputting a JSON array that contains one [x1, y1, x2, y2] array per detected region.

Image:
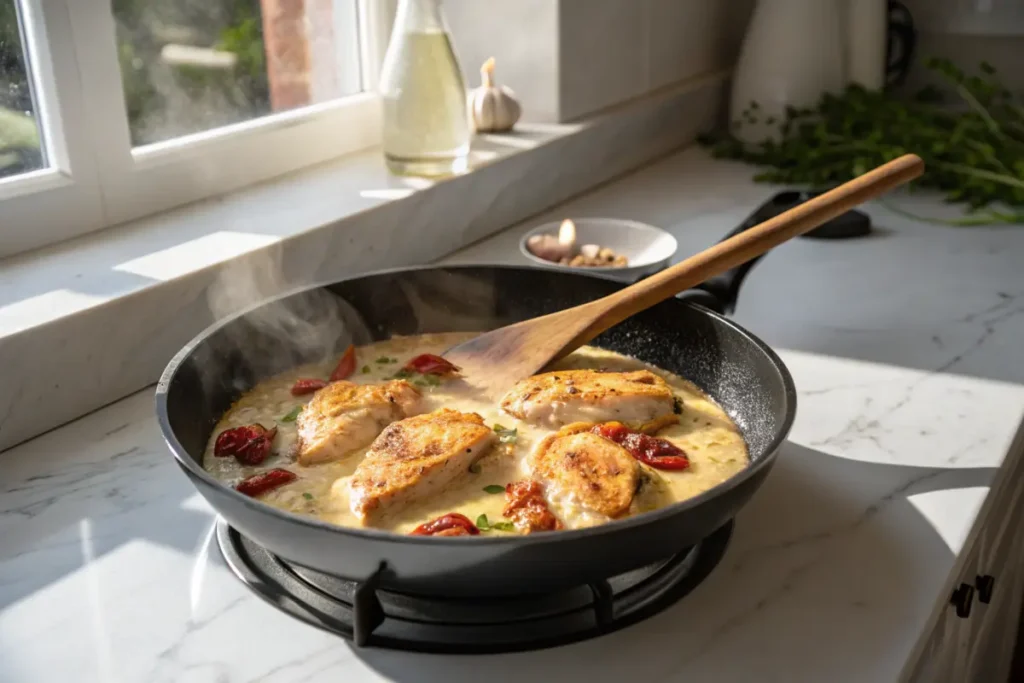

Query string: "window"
[[0, 0, 43, 180], [0, 0, 392, 258]]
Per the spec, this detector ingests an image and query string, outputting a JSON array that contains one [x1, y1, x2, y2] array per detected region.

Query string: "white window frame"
[[0, 0, 393, 259]]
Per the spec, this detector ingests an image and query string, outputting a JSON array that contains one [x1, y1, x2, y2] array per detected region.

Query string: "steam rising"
[[196, 250, 369, 399]]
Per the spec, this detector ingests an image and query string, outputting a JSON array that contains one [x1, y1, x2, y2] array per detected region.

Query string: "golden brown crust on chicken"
[[530, 422, 640, 518], [500, 369, 676, 428], [295, 380, 422, 466], [348, 409, 496, 523]]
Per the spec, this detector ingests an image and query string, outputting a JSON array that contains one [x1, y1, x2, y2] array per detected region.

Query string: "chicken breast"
[[530, 422, 640, 519], [501, 369, 677, 428], [348, 409, 496, 523], [295, 380, 422, 466]]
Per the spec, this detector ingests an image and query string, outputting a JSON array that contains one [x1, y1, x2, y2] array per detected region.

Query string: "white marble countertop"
[[3, 147, 1024, 682]]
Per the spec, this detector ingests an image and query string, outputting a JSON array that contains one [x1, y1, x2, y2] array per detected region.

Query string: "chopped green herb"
[[483, 484, 505, 494], [392, 368, 413, 379], [476, 514, 514, 532], [281, 406, 303, 422], [468, 462, 482, 474], [493, 424, 518, 444], [423, 374, 441, 386], [413, 379, 427, 387], [361, 365, 371, 374], [302, 492, 314, 500], [375, 356, 390, 364], [707, 456, 721, 464]]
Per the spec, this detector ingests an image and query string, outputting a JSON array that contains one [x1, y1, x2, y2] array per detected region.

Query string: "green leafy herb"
[[375, 356, 394, 364], [361, 365, 371, 374], [468, 462, 482, 474], [476, 514, 514, 532], [700, 58, 1024, 223], [302, 492, 314, 500], [493, 424, 518, 444], [281, 406, 303, 422], [391, 368, 413, 379], [483, 484, 505, 494]]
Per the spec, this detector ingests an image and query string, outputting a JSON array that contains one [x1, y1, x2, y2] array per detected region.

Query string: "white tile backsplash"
[[445, 0, 753, 123], [445, 0, 561, 122], [558, 0, 650, 120]]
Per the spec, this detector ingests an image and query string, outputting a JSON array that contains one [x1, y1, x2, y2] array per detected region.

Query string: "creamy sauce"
[[204, 333, 748, 535]]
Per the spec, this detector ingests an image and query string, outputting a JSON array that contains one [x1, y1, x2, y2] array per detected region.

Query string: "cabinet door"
[[902, 437, 1024, 683], [903, 550, 981, 683], [959, 468, 1024, 683]]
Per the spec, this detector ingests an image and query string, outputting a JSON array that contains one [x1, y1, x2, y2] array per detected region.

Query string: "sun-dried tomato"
[[329, 344, 357, 381], [409, 512, 479, 536], [290, 378, 328, 395], [213, 424, 278, 465], [592, 422, 690, 470], [504, 480, 561, 532], [235, 468, 297, 497], [404, 353, 460, 376]]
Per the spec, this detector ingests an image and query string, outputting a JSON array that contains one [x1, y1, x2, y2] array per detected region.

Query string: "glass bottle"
[[378, 0, 471, 177]]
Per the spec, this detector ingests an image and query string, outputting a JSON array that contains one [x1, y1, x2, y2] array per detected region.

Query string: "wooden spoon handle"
[[581, 154, 924, 336]]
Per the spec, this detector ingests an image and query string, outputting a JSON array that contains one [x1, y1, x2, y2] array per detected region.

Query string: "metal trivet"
[[217, 519, 732, 654]]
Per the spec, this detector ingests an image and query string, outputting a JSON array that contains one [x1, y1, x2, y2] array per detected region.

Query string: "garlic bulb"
[[468, 57, 521, 133]]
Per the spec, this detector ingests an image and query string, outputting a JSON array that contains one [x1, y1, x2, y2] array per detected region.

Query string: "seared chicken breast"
[[530, 422, 640, 519], [501, 369, 676, 428], [295, 380, 422, 466], [348, 409, 496, 523]]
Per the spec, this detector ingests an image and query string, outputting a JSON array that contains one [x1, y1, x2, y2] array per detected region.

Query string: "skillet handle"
[[687, 215, 767, 315], [681, 189, 870, 314]]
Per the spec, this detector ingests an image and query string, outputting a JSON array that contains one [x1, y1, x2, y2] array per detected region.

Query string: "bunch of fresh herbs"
[[700, 58, 1024, 225]]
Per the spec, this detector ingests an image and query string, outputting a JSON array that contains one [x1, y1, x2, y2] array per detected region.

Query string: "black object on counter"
[[761, 190, 872, 240], [683, 189, 871, 315]]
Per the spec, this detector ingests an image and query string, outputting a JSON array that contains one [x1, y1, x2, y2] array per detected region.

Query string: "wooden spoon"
[[444, 154, 924, 398]]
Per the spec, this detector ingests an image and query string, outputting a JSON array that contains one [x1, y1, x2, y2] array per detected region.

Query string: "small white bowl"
[[520, 217, 678, 281]]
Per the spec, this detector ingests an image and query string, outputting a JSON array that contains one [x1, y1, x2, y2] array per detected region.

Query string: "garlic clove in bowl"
[[526, 234, 572, 262]]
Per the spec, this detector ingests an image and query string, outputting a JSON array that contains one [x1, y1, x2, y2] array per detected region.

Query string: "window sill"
[[0, 71, 728, 451]]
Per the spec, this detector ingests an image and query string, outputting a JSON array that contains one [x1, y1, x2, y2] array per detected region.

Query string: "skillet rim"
[[155, 264, 797, 547]]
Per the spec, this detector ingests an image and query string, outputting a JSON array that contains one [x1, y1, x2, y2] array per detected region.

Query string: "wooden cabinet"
[[902, 433, 1024, 683], [960, 472, 1024, 683]]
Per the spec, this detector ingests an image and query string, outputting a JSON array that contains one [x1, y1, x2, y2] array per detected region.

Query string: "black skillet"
[[156, 204, 813, 598]]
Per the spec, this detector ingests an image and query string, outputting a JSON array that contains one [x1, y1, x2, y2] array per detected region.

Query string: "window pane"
[[0, 0, 45, 179], [113, 0, 363, 147]]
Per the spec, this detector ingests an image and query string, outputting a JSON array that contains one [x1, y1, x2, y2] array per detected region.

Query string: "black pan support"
[[218, 519, 734, 652]]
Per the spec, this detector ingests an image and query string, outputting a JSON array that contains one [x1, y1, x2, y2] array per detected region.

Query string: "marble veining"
[[2, 147, 1024, 682]]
